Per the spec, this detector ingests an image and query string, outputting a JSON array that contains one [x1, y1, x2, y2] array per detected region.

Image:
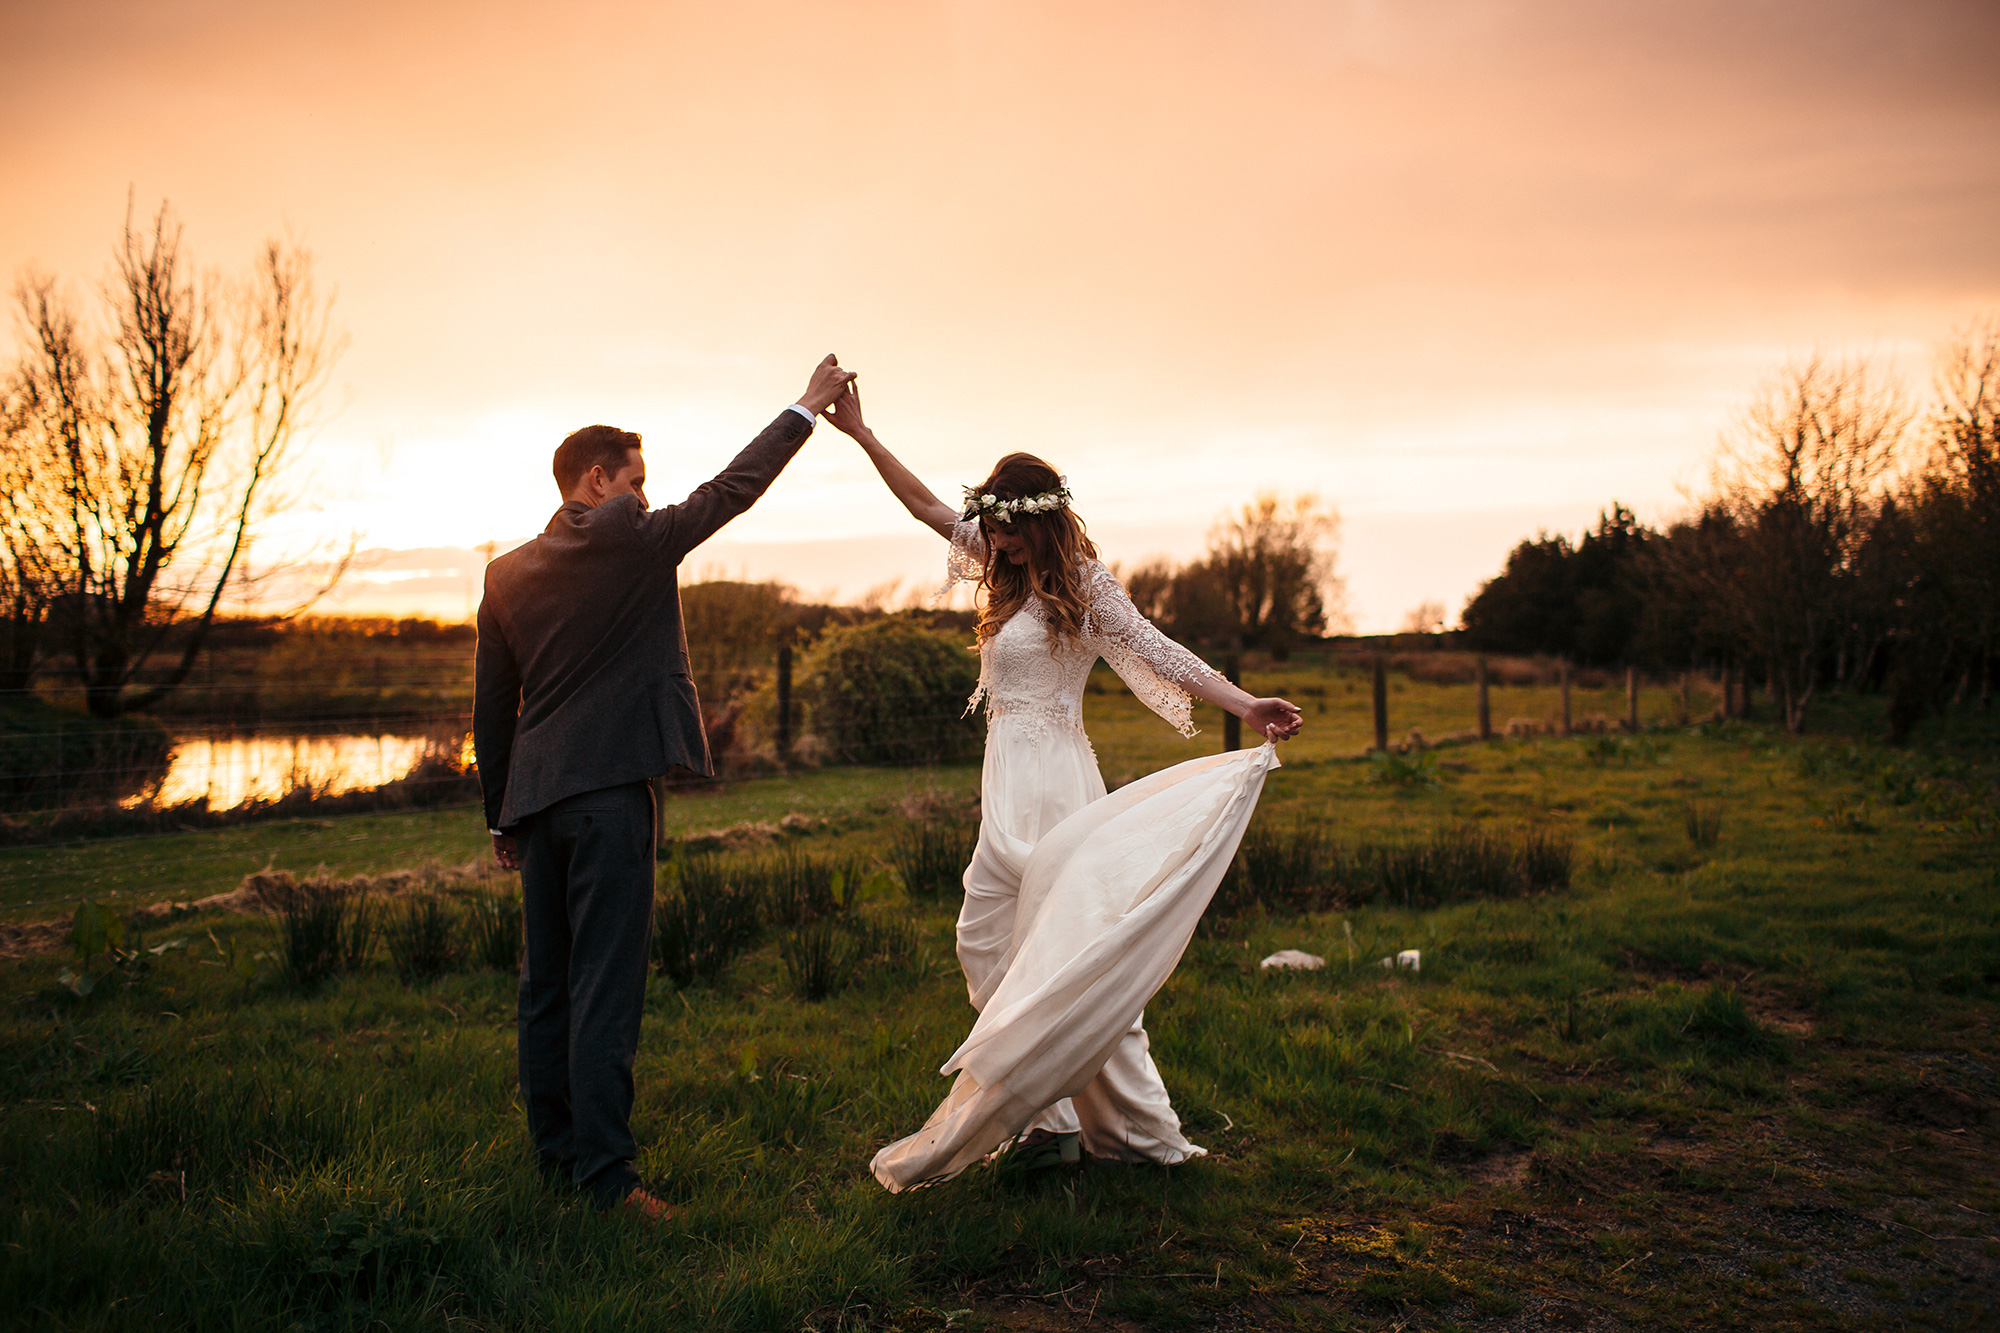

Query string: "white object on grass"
[[1259, 949, 1325, 971], [1375, 950, 1422, 973]]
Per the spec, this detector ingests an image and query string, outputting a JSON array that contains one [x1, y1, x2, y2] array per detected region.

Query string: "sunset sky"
[[4, 0, 1996, 630]]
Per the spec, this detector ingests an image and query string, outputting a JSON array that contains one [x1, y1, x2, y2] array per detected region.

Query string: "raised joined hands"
[[825, 381, 869, 439], [798, 354, 858, 415]]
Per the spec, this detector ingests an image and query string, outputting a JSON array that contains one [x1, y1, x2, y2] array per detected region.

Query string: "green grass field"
[[2, 673, 1996, 1330]]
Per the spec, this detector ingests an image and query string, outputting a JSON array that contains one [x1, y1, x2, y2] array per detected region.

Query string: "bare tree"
[[1705, 355, 1909, 732], [6, 200, 348, 718]]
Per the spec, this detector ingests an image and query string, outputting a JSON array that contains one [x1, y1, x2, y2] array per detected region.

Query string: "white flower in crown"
[[961, 478, 1073, 521]]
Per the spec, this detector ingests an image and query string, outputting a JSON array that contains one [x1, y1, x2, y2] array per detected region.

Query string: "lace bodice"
[[945, 519, 1222, 738]]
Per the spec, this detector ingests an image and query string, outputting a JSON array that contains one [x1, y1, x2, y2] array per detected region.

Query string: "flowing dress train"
[[870, 522, 1278, 1192]]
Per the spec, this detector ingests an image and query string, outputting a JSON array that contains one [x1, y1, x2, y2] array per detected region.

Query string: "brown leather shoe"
[[620, 1187, 678, 1225]]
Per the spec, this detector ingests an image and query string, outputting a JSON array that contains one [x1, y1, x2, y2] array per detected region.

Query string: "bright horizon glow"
[[4, 1, 1996, 630]]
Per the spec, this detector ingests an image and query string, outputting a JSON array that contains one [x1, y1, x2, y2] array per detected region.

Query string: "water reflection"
[[135, 732, 445, 810]]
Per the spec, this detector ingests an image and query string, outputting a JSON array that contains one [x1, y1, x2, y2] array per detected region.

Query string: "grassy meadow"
[[2, 664, 1997, 1331]]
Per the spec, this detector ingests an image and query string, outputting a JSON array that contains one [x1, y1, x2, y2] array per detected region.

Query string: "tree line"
[[1461, 325, 2000, 740]]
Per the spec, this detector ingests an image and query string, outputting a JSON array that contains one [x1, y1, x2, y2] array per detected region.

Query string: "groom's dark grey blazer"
[[472, 407, 812, 1206], [472, 409, 812, 831]]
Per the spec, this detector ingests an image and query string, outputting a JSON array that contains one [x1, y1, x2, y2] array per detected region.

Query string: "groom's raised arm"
[[637, 409, 815, 564], [637, 355, 855, 563]]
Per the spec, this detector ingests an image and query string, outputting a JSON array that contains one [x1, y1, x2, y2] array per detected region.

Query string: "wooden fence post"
[[775, 642, 793, 764], [1371, 653, 1389, 752], [1679, 670, 1691, 726], [1626, 666, 1640, 732], [1476, 656, 1492, 740], [1222, 650, 1242, 752], [1559, 659, 1572, 735]]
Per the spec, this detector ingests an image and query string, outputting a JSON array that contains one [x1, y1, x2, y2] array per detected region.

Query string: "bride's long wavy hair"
[[969, 453, 1099, 644]]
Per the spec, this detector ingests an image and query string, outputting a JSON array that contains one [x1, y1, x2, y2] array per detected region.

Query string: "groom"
[[472, 355, 856, 1219]]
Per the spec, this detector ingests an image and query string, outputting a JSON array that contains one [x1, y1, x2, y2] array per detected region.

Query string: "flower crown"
[[960, 478, 1073, 523]]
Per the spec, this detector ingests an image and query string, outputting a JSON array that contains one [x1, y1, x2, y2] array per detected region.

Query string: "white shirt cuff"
[[786, 403, 815, 422]]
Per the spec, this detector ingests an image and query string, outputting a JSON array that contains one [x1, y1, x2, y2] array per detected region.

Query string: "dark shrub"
[[796, 618, 982, 765]]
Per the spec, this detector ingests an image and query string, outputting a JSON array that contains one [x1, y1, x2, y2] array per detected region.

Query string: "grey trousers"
[[517, 781, 655, 1207]]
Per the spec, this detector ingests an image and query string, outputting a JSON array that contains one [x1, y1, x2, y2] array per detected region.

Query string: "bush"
[[795, 618, 983, 765]]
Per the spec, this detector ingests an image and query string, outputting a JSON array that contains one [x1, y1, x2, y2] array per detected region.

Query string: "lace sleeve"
[[1081, 561, 1224, 737], [939, 518, 986, 597]]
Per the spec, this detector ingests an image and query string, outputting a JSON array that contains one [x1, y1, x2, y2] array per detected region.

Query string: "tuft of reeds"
[[383, 896, 459, 981], [889, 817, 976, 900], [778, 907, 934, 1000], [778, 920, 862, 1000], [465, 890, 523, 973], [652, 852, 764, 987], [850, 910, 931, 988], [1218, 819, 1575, 917], [276, 879, 373, 987], [760, 846, 869, 926], [1682, 800, 1723, 850]]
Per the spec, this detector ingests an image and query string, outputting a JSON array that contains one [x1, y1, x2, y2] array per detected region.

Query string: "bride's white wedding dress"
[[870, 522, 1278, 1192]]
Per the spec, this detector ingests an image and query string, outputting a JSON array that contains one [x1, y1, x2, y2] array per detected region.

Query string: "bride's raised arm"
[[824, 384, 958, 538]]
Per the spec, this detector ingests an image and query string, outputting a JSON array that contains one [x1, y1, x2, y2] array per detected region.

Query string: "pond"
[[131, 731, 463, 810]]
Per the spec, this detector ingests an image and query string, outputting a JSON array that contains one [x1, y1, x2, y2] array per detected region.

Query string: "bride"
[[824, 385, 1303, 1191]]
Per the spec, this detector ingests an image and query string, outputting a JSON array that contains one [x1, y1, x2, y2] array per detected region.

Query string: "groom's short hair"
[[554, 425, 643, 493]]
